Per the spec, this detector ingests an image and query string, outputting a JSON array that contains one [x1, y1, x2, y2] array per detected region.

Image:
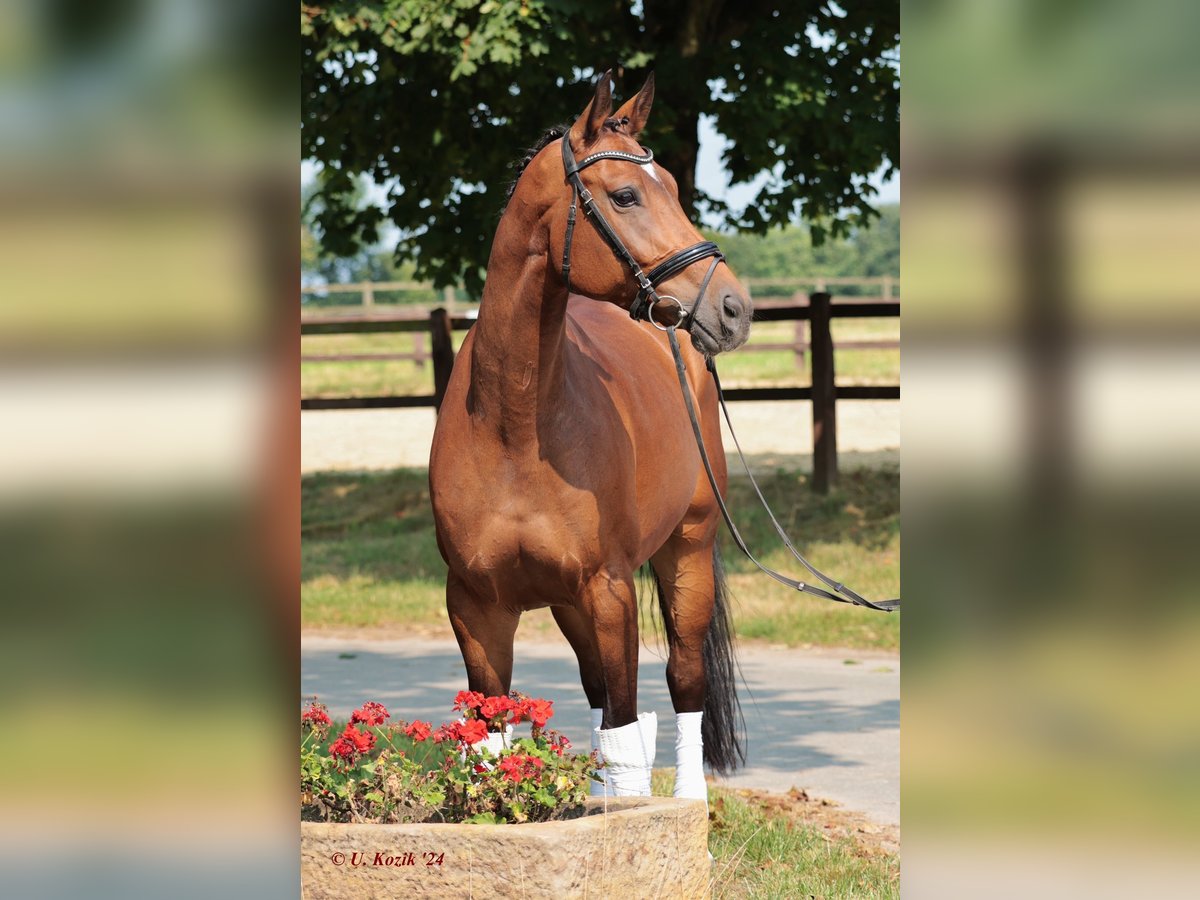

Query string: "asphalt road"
[[301, 635, 899, 826]]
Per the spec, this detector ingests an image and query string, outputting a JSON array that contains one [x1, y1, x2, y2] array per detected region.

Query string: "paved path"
[[301, 400, 899, 473], [301, 635, 899, 825]]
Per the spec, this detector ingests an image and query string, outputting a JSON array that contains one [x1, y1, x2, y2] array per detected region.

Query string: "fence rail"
[[300, 293, 899, 492], [301, 274, 898, 309]]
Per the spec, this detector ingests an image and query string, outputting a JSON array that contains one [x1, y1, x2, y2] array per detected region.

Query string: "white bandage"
[[596, 712, 657, 797], [673, 711, 707, 806]]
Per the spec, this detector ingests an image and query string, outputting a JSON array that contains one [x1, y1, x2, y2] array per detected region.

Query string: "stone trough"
[[301, 796, 709, 899]]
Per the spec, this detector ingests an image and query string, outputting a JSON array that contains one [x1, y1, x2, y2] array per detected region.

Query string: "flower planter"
[[301, 795, 709, 899]]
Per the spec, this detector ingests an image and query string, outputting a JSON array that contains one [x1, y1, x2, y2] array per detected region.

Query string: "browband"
[[559, 135, 722, 325]]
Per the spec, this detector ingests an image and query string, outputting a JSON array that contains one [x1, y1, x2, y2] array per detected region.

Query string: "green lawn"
[[300, 317, 899, 398], [652, 770, 899, 899], [301, 466, 899, 651]]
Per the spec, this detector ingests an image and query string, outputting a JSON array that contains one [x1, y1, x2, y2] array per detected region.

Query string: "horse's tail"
[[701, 544, 745, 775]]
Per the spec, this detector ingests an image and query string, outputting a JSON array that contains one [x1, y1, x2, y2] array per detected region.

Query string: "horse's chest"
[[451, 500, 598, 601]]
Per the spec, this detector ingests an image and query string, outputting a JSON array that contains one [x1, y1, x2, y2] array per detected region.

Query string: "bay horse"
[[429, 72, 753, 799]]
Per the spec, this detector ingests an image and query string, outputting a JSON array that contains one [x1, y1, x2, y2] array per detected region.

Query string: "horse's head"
[[537, 73, 753, 355]]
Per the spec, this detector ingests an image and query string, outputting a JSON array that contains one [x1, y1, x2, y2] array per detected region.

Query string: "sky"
[[694, 113, 899, 228]]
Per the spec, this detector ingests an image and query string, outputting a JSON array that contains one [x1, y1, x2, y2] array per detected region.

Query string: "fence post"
[[793, 319, 807, 370], [362, 285, 374, 309], [430, 308, 455, 413], [809, 291, 837, 493]]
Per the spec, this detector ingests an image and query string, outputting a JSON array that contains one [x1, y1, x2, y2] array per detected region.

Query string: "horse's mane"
[[501, 122, 570, 215], [500, 117, 633, 215]]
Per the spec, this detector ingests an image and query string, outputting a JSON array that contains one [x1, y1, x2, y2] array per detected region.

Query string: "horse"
[[429, 72, 754, 800]]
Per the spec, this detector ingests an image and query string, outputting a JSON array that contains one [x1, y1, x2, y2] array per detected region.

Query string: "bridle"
[[560, 135, 724, 330], [556, 133, 899, 614]]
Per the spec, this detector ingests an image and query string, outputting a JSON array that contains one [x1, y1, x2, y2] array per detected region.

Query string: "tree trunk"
[[639, 0, 728, 220]]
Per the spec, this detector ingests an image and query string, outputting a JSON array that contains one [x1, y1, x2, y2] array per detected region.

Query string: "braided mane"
[[500, 116, 634, 215], [501, 122, 570, 214]]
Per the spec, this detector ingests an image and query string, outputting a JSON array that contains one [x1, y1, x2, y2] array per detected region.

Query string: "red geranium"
[[457, 718, 489, 744], [404, 720, 432, 742], [498, 753, 545, 784], [498, 756, 525, 783], [453, 691, 485, 713], [301, 702, 331, 728], [329, 725, 376, 762], [479, 695, 514, 720], [527, 698, 554, 728], [549, 733, 571, 757], [350, 701, 389, 727]]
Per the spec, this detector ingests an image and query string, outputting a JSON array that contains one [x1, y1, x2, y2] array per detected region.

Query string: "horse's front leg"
[[581, 569, 656, 796], [550, 606, 614, 796], [446, 570, 519, 698]]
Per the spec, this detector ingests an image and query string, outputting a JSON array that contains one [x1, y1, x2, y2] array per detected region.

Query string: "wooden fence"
[[301, 292, 898, 492]]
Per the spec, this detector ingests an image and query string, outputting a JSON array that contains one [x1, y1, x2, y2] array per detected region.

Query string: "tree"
[[301, 1, 898, 294]]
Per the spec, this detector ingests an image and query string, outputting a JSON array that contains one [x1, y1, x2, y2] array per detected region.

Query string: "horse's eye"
[[610, 189, 638, 208]]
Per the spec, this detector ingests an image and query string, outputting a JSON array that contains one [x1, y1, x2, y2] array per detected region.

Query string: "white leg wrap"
[[673, 711, 708, 806], [477, 725, 512, 758], [589, 708, 615, 797], [596, 712, 657, 797], [462, 724, 512, 768]]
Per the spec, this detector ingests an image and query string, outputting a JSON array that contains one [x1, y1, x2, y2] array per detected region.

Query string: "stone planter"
[[301, 796, 709, 899]]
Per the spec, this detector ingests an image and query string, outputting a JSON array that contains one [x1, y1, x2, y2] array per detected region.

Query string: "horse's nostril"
[[722, 295, 742, 320]]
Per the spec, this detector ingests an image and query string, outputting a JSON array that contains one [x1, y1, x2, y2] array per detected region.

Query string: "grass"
[[300, 318, 899, 398], [649, 770, 899, 899], [301, 466, 899, 651]]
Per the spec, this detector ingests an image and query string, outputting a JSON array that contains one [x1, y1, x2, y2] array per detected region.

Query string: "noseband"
[[560, 136, 724, 329]]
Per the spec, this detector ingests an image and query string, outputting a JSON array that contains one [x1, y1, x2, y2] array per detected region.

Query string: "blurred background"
[[902, 0, 1200, 896], [0, 1, 296, 897]]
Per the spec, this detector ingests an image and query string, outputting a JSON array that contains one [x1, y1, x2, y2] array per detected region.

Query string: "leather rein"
[[558, 136, 899, 613]]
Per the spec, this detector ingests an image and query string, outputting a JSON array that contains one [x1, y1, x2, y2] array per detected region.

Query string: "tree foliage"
[[301, 1, 898, 294], [705, 204, 897, 289]]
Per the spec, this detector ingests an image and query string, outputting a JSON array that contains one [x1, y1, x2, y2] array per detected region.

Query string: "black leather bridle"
[[556, 134, 899, 613], [560, 135, 724, 329]]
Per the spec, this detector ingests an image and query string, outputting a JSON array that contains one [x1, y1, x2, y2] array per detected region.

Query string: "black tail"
[[645, 545, 746, 776], [700, 545, 745, 775]]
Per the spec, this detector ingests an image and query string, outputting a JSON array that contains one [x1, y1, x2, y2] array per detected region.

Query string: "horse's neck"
[[469, 211, 568, 441]]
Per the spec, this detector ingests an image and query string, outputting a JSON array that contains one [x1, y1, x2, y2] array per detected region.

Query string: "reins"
[[666, 328, 900, 612], [558, 135, 899, 614]]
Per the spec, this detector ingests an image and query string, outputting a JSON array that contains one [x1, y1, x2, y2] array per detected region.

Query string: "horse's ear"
[[569, 69, 613, 150], [614, 72, 654, 137]]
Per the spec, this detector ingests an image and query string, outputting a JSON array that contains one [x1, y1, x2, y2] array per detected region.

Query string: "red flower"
[[301, 702, 331, 728], [431, 724, 457, 744], [527, 698, 554, 728], [549, 733, 571, 756], [329, 725, 375, 761], [453, 691, 485, 713], [498, 753, 544, 784], [350, 701, 389, 727], [404, 720, 432, 742], [479, 695, 514, 720], [498, 756, 526, 783], [458, 718, 488, 745]]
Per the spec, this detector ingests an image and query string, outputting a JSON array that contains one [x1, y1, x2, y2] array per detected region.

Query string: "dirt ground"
[[302, 400, 899, 473]]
